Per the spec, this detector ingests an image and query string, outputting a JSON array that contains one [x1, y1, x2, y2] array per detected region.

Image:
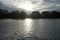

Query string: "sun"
[[17, 2, 34, 11], [21, 4, 34, 11]]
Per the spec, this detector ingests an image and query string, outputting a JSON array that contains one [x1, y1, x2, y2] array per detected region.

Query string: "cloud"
[[41, 0, 60, 11], [30, 0, 60, 11], [0, 0, 17, 12], [0, 0, 60, 12]]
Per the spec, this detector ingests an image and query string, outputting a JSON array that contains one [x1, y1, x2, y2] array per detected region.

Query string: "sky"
[[0, 0, 60, 12]]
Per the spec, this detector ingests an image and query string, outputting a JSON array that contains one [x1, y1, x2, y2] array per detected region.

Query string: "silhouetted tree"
[[1, 8, 60, 19], [51, 11, 60, 18], [41, 11, 60, 18], [0, 9, 8, 18], [20, 11, 27, 18], [41, 11, 51, 18], [11, 11, 19, 18], [10, 11, 27, 19], [29, 11, 41, 19]]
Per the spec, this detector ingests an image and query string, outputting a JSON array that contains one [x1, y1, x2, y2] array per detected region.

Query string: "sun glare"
[[21, 4, 33, 11], [24, 18, 33, 35], [17, 2, 34, 11]]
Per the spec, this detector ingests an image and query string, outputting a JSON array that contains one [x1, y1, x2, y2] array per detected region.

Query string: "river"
[[0, 18, 60, 40]]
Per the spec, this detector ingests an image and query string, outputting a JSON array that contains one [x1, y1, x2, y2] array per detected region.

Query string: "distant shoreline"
[[0, 9, 60, 19], [1, 16, 60, 19]]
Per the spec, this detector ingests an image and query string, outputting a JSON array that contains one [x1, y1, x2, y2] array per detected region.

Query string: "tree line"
[[0, 9, 60, 19]]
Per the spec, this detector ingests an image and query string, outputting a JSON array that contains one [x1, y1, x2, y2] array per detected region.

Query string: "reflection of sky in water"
[[23, 18, 33, 36]]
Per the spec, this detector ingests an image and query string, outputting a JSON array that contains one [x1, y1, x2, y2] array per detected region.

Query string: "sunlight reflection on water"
[[23, 18, 33, 37]]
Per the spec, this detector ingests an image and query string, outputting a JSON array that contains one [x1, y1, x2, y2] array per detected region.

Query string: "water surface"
[[0, 18, 60, 40]]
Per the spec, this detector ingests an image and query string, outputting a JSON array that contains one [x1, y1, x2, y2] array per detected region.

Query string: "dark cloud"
[[0, 1, 15, 12], [43, 0, 60, 3]]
